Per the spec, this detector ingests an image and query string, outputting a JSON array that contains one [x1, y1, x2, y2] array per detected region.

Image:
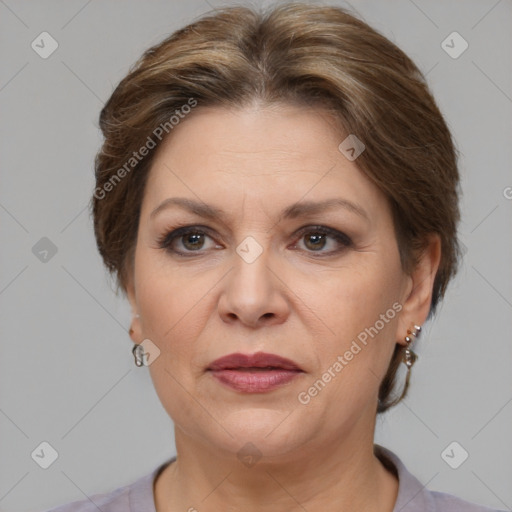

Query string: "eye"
[[157, 226, 219, 256], [292, 225, 352, 255], [157, 224, 353, 257]]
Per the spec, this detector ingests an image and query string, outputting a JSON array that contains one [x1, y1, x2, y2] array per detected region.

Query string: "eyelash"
[[156, 224, 353, 258]]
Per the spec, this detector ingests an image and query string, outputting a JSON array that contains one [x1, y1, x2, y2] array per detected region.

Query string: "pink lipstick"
[[207, 352, 303, 393]]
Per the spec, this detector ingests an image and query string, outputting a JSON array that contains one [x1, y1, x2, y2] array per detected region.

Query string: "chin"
[[204, 410, 312, 458]]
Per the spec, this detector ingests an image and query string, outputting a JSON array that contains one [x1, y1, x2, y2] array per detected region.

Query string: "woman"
[[45, 2, 504, 511]]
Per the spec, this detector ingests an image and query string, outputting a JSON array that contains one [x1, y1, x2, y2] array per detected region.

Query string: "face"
[[127, 103, 435, 460]]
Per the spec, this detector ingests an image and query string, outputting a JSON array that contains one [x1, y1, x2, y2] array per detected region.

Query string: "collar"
[[130, 445, 435, 512], [375, 444, 436, 512]]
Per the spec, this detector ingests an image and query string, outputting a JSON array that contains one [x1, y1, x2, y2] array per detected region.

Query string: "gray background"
[[0, 0, 511, 511]]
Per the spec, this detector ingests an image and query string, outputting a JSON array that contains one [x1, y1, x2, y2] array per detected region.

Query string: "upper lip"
[[207, 352, 303, 371]]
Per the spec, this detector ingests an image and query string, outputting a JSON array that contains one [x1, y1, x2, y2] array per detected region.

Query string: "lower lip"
[[209, 369, 302, 393]]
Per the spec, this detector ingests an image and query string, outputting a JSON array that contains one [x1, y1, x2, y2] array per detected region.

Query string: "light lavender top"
[[43, 445, 505, 512]]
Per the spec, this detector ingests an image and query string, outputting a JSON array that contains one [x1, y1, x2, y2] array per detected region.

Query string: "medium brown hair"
[[91, 2, 462, 412]]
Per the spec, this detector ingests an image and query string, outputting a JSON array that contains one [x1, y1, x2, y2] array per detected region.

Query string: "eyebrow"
[[149, 197, 369, 222]]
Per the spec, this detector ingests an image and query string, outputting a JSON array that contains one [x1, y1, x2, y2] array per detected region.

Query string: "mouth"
[[207, 351, 303, 372], [207, 352, 304, 393], [220, 367, 290, 371]]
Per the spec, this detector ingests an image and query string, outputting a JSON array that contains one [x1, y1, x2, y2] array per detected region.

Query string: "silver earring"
[[132, 343, 145, 367], [403, 324, 421, 369]]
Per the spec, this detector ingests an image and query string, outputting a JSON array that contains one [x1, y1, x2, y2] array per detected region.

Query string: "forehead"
[[142, 104, 387, 220], [160, 103, 341, 164]]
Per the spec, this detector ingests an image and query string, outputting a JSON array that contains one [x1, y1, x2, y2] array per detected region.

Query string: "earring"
[[132, 343, 145, 367], [130, 311, 144, 366], [403, 324, 421, 369]]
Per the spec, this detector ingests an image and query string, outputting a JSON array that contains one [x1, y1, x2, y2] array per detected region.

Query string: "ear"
[[125, 275, 142, 343], [397, 234, 442, 345]]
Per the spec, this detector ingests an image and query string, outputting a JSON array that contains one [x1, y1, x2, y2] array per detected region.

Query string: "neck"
[[154, 410, 398, 512]]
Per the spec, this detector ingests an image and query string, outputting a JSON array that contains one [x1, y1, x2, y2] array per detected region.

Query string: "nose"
[[217, 244, 291, 329]]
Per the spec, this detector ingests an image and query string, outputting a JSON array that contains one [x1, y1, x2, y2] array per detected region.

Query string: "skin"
[[126, 102, 441, 512]]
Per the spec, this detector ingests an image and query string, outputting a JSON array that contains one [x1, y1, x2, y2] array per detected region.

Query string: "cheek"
[[135, 246, 203, 331], [309, 254, 403, 394], [321, 254, 402, 334], [134, 260, 209, 423], [133, 250, 217, 379]]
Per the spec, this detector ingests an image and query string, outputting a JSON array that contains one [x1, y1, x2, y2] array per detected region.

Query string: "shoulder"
[[429, 489, 504, 512], [374, 445, 506, 512], [41, 482, 131, 512], [41, 458, 175, 512]]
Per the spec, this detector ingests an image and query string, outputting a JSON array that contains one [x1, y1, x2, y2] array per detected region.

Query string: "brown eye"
[[303, 232, 328, 251], [157, 226, 218, 256], [181, 232, 206, 251], [294, 226, 352, 255]]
